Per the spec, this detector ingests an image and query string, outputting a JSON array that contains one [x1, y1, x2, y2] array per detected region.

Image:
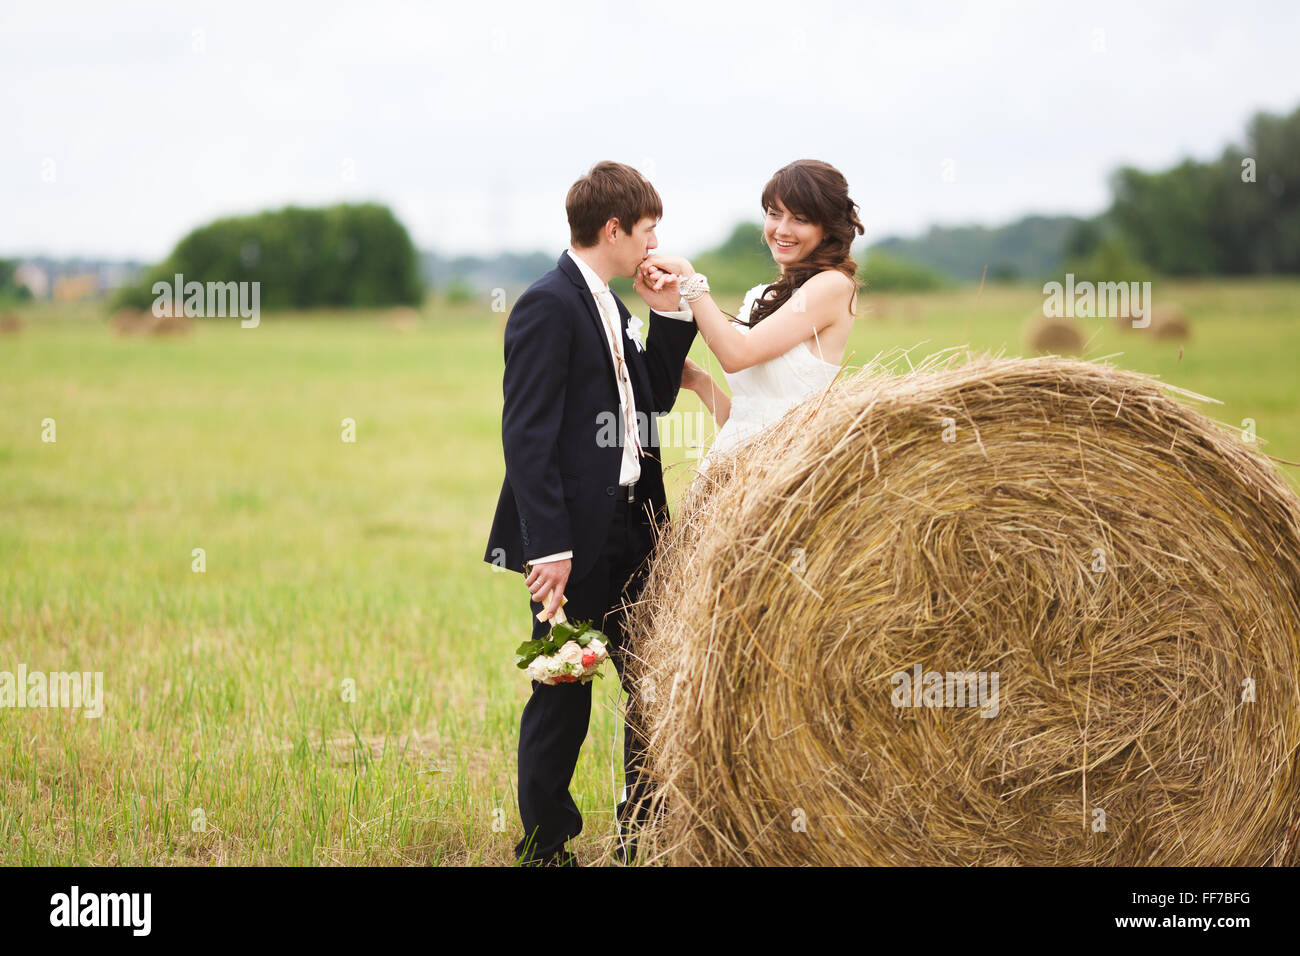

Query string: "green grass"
[[1, 279, 1298, 865]]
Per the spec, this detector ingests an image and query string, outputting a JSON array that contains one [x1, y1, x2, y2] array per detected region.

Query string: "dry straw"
[[625, 352, 1300, 865]]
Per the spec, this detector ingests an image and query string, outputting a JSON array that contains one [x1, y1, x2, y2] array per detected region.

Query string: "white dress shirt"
[[529, 249, 694, 567]]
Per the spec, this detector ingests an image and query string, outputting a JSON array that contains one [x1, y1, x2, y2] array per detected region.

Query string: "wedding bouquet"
[[514, 620, 610, 685]]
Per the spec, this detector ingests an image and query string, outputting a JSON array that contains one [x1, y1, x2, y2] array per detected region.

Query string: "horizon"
[[6, 207, 1101, 267]]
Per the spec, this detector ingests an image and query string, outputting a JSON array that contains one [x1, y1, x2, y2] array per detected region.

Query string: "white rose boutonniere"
[[625, 314, 645, 353]]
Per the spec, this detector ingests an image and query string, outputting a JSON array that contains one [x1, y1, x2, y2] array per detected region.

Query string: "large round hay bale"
[[627, 356, 1300, 866], [0, 313, 22, 335], [1024, 313, 1086, 354], [1149, 304, 1191, 341]]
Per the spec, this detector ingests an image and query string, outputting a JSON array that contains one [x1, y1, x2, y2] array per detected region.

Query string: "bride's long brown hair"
[[747, 159, 865, 326]]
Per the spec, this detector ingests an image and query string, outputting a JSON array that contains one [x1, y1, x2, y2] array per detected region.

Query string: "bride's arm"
[[642, 258, 853, 374], [683, 359, 731, 427]]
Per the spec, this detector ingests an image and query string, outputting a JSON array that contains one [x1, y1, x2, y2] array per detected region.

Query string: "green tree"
[[693, 223, 775, 292], [859, 251, 950, 291], [113, 203, 424, 311], [1106, 102, 1300, 275], [0, 259, 34, 305]]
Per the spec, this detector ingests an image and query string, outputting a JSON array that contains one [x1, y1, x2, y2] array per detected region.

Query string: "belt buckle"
[[624, 482, 636, 503]]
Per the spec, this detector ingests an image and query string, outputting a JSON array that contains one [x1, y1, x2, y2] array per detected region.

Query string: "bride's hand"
[[681, 357, 706, 391], [638, 261, 679, 293], [640, 254, 695, 287]]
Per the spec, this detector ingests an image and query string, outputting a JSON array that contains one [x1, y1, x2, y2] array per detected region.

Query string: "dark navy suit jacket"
[[483, 252, 699, 584]]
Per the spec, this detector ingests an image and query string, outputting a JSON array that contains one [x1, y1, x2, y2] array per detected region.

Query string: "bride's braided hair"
[[747, 160, 865, 327]]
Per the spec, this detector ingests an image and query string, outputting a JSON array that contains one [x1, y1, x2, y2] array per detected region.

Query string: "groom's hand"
[[633, 263, 682, 313], [642, 254, 694, 285], [526, 559, 571, 621]]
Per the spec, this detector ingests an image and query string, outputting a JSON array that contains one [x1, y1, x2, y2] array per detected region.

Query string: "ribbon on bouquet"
[[524, 562, 569, 626], [536, 592, 568, 626]]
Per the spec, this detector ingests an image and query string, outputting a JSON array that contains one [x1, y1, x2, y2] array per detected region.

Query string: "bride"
[[638, 159, 865, 470]]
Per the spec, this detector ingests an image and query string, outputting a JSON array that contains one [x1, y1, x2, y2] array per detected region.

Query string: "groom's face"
[[611, 216, 659, 278]]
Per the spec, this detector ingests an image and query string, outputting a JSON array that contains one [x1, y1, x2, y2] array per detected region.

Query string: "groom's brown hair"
[[566, 162, 662, 248]]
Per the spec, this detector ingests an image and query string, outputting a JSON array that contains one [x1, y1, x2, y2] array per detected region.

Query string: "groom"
[[483, 161, 698, 865]]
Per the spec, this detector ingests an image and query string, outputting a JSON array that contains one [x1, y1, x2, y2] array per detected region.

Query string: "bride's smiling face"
[[764, 198, 825, 268]]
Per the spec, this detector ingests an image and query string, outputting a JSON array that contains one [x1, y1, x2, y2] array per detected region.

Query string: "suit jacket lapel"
[[557, 251, 616, 383]]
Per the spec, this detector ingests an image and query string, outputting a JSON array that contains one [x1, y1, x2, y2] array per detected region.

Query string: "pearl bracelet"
[[679, 272, 710, 302]]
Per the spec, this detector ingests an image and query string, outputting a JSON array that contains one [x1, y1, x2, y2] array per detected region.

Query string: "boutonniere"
[[625, 314, 646, 353]]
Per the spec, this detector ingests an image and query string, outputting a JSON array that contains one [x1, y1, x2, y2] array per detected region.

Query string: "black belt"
[[617, 480, 637, 504]]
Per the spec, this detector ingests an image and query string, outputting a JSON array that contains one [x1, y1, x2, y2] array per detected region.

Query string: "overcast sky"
[[3, 0, 1298, 262]]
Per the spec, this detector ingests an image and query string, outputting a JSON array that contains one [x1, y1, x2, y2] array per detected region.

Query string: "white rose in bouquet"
[[527, 657, 551, 682], [557, 641, 586, 666], [514, 620, 612, 686]]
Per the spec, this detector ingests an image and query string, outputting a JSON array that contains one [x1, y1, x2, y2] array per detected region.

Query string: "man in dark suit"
[[483, 162, 698, 865]]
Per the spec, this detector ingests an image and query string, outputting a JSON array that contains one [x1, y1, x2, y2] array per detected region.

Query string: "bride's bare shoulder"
[[807, 269, 858, 292], [804, 270, 859, 311]]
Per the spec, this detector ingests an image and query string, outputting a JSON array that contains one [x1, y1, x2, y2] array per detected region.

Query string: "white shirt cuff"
[[529, 551, 573, 565], [652, 297, 694, 321]]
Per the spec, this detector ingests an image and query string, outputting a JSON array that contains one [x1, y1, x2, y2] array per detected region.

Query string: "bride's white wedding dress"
[[698, 282, 841, 471]]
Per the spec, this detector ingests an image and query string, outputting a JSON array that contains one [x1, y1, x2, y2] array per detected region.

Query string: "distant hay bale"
[[386, 306, 420, 330], [863, 295, 891, 321], [627, 355, 1300, 866], [1112, 306, 1146, 332], [110, 308, 149, 336], [145, 308, 194, 336], [0, 313, 22, 335], [1025, 313, 1086, 355], [1149, 305, 1191, 341]]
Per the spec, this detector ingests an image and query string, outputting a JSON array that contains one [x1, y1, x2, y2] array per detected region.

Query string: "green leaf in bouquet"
[[580, 625, 609, 648], [513, 639, 546, 667]]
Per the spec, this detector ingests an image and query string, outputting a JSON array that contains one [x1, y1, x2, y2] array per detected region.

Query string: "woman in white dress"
[[638, 159, 865, 470]]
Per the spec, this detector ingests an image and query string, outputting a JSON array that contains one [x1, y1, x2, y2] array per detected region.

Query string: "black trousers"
[[515, 485, 656, 863]]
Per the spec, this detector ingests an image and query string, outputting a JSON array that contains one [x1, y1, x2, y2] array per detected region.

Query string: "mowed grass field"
[[1, 278, 1298, 865]]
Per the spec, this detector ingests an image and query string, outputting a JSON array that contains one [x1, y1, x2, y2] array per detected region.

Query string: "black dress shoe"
[[520, 849, 578, 867]]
